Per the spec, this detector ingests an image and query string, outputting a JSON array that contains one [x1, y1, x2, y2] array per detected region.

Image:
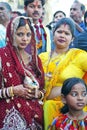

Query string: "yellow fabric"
[[39, 48, 87, 130]]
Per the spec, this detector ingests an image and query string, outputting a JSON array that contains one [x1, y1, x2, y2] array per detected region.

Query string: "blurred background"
[[1, 0, 87, 25]]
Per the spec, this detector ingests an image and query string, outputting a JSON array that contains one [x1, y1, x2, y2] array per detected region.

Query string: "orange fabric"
[[83, 72, 87, 84]]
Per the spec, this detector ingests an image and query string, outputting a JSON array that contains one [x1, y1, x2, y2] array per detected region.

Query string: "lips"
[[33, 12, 39, 17], [20, 43, 27, 46], [77, 103, 85, 107], [58, 39, 66, 43]]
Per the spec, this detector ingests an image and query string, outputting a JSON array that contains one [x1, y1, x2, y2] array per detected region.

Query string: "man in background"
[[0, 2, 12, 48], [24, 0, 51, 54], [69, 0, 85, 48]]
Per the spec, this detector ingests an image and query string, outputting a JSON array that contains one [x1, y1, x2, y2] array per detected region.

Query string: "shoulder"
[[69, 48, 87, 54], [69, 49, 87, 60]]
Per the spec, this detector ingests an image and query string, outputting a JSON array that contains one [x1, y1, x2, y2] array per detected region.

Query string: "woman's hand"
[[13, 84, 42, 100], [13, 84, 35, 99]]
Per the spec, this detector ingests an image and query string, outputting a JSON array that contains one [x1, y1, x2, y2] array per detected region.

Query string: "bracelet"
[[6, 88, 10, 97], [10, 86, 14, 98], [3, 88, 7, 98], [39, 91, 44, 101], [0, 89, 2, 98], [0, 87, 14, 99], [1, 89, 4, 98]]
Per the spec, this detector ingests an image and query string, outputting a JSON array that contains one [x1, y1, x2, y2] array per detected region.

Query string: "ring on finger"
[[28, 89, 31, 93]]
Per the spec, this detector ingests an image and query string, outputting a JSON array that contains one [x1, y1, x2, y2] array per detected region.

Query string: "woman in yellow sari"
[[39, 18, 87, 130]]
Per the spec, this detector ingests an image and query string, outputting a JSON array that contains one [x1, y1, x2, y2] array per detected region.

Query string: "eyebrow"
[[70, 8, 77, 11]]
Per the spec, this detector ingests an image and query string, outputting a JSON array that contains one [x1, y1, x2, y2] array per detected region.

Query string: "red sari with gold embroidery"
[[0, 17, 44, 129]]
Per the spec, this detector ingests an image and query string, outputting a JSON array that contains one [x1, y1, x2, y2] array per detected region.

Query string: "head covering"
[[6, 16, 42, 77]]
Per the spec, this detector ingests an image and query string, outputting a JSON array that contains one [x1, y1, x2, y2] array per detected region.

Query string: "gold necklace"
[[45, 51, 64, 80]]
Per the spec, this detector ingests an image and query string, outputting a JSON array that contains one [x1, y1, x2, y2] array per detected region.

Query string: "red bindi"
[[34, 1, 39, 7]]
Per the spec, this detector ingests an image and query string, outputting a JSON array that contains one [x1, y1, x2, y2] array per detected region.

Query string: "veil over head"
[[6, 16, 42, 77]]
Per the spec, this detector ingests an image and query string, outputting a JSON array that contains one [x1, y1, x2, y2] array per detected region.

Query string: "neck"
[[67, 110, 85, 120], [33, 19, 39, 25], [54, 47, 69, 54], [18, 48, 25, 55]]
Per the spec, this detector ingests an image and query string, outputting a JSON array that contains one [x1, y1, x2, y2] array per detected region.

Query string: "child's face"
[[65, 83, 87, 111]]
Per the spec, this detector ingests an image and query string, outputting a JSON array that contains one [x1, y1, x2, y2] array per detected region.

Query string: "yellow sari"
[[39, 48, 87, 130]]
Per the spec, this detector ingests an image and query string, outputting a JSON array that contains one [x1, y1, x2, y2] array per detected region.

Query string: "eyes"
[[16, 32, 31, 37], [70, 92, 87, 97], [28, 5, 42, 9], [56, 30, 70, 35], [0, 7, 4, 10], [70, 8, 77, 11]]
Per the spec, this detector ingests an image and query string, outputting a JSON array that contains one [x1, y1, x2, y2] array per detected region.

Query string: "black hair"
[[60, 77, 87, 114], [0, 2, 12, 11], [53, 10, 66, 18], [54, 17, 75, 37], [24, 0, 45, 6], [84, 11, 87, 27], [81, 4, 85, 12]]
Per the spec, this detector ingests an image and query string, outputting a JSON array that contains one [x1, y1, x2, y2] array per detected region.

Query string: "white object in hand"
[[24, 76, 39, 98]]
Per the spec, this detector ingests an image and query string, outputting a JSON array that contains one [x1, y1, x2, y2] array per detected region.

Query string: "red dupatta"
[[6, 16, 43, 78]]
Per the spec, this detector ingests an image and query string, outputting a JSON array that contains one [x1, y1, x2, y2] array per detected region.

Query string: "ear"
[[61, 94, 66, 104]]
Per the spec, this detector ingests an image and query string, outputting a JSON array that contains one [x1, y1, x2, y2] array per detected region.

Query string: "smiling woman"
[[0, 16, 45, 129]]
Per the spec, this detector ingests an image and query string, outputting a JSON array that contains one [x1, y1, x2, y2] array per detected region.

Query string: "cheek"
[[15, 36, 21, 44], [54, 32, 58, 38], [67, 35, 73, 42], [27, 7, 33, 14], [27, 37, 31, 43], [66, 98, 75, 105]]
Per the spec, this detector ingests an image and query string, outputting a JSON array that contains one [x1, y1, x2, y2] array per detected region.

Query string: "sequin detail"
[[1, 107, 29, 130]]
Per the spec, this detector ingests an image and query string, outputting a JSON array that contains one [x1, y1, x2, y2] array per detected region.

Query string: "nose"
[[23, 35, 28, 41], [77, 95, 83, 100], [34, 6, 39, 11], [60, 32, 65, 37]]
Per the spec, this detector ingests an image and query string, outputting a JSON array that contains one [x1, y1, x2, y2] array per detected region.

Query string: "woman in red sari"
[[0, 16, 44, 129]]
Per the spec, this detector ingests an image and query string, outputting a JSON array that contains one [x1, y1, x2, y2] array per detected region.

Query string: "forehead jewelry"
[[25, 19, 29, 30]]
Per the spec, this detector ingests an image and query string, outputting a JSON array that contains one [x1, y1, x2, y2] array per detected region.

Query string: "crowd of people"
[[0, 0, 87, 130]]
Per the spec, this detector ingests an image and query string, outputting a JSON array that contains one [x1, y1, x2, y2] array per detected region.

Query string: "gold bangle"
[[10, 86, 14, 97], [39, 91, 44, 101]]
